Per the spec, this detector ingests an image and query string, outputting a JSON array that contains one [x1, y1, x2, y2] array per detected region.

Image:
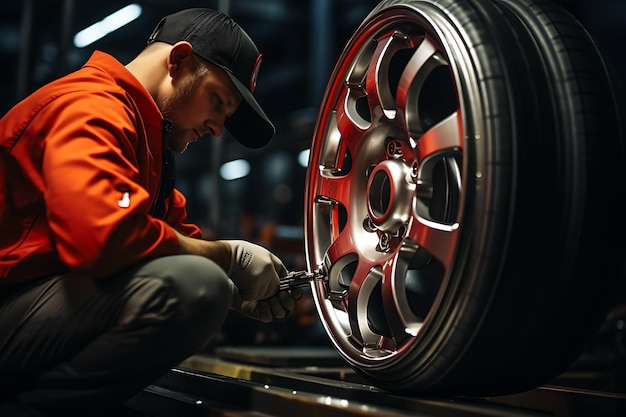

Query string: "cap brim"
[[224, 72, 275, 149]]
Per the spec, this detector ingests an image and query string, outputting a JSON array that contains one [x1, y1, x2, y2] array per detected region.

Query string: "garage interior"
[[1, 0, 625, 416]]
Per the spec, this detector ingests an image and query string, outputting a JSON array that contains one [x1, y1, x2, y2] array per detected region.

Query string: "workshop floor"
[[123, 346, 626, 417]]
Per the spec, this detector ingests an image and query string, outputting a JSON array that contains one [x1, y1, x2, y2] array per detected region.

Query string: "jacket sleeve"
[[39, 90, 180, 278], [165, 188, 203, 238]]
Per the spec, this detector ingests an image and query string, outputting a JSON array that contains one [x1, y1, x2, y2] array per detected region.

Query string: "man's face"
[[159, 62, 242, 153]]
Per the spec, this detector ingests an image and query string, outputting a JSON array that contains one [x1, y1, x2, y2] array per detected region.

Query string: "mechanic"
[[0, 8, 303, 416]]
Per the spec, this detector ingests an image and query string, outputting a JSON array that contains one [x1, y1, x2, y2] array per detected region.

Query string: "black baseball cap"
[[147, 8, 274, 148]]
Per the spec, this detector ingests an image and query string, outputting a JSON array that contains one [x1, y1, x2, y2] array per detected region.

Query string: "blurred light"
[[220, 159, 250, 180], [275, 225, 304, 239], [264, 152, 291, 180], [74, 4, 142, 48], [273, 184, 293, 203], [298, 149, 310, 167]]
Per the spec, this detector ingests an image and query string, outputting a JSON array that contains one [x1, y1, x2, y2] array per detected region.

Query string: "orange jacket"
[[0, 51, 201, 284]]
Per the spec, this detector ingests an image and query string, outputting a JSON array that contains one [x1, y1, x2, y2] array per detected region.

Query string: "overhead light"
[[220, 159, 251, 181], [298, 149, 310, 167], [73, 4, 142, 48]]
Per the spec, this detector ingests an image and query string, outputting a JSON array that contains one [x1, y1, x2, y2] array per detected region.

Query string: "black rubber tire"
[[305, 0, 625, 396]]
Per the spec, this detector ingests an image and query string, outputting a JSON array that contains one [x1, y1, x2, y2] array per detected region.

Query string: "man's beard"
[[159, 73, 202, 153]]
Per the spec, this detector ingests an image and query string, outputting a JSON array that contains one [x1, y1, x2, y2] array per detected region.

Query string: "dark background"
[[1, 0, 624, 345], [0, 0, 384, 245], [1, 0, 624, 245]]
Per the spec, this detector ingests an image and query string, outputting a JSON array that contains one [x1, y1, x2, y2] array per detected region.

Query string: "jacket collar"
[[82, 51, 166, 135]]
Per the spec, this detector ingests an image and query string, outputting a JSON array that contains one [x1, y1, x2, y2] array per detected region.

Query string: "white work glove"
[[222, 240, 287, 301], [229, 280, 304, 323]]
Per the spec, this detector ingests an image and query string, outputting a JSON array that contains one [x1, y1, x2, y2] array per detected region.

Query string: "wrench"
[[279, 269, 326, 291]]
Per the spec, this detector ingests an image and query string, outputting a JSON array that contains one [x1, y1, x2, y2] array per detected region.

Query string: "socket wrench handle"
[[279, 269, 325, 291]]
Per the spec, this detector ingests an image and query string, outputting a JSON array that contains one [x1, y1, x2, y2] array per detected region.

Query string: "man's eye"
[[214, 94, 224, 108]]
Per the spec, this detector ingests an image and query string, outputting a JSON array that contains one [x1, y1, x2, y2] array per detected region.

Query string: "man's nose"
[[205, 120, 223, 138]]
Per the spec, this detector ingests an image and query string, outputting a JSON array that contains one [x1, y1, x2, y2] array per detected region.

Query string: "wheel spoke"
[[347, 262, 383, 349], [366, 30, 415, 121], [325, 230, 356, 269], [395, 36, 442, 135], [337, 86, 368, 146], [380, 256, 416, 343], [314, 175, 351, 209], [316, 100, 358, 178], [406, 215, 458, 267], [416, 112, 463, 160]]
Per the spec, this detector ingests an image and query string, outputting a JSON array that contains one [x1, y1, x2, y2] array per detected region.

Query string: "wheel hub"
[[366, 158, 415, 234]]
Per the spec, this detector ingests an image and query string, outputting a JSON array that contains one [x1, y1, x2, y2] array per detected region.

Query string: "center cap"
[[366, 159, 416, 232]]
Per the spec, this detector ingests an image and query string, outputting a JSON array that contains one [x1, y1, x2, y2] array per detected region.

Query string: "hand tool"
[[279, 269, 326, 291]]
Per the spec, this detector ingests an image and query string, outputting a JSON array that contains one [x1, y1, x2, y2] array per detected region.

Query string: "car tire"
[[304, 0, 625, 396]]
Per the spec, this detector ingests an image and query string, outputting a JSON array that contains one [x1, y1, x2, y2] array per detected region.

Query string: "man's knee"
[[123, 255, 231, 347], [167, 255, 231, 324]]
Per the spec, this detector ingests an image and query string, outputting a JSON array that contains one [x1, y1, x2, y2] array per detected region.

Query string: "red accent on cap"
[[250, 54, 262, 93]]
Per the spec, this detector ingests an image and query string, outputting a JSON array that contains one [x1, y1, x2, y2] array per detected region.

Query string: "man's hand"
[[222, 240, 287, 301], [230, 281, 304, 323], [174, 232, 288, 302]]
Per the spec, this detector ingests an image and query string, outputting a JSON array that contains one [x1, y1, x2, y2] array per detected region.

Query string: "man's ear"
[[167, 41, 194, 77]]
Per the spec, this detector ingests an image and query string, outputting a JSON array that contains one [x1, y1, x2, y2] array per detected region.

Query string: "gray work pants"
[[0, 254, 231, 416]]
